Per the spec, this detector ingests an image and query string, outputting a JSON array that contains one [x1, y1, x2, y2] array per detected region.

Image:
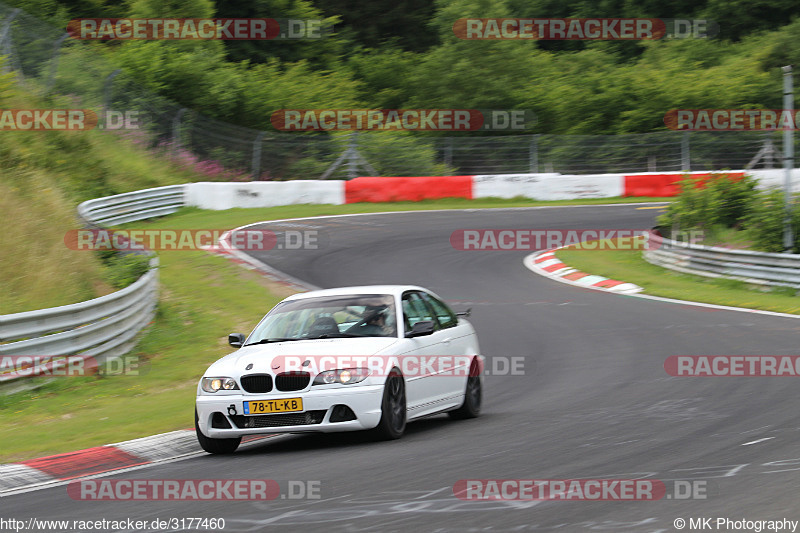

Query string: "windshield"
[[246, 294, 397, 344]]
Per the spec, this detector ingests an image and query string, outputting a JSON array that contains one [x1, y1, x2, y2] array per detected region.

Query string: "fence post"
[[529, 135, 539, 173], [102, 69, 121, 128], [251, 131, 265, 180], [45, 32, 69, 94], [0, 8, 20, 74], [765, 132, 775, 169], [444, 137, 453, 168], [782, 64, 794, 252], [681, 131, 691, 171], [172, 108, 188, 153], [346, 132, 359, 179]]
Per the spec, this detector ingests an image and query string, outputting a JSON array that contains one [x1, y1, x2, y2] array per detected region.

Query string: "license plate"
[[244, 398, 303, 415]]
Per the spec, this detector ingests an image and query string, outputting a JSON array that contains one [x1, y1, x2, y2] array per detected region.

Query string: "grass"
[[668, 224, 756, 250], [557, 246, 800, 315], [0, 249, 291, 461], [0, 83, 220, 315], [0, 174, 115, 313]]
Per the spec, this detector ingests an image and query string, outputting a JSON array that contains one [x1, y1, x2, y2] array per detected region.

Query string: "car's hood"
[[205, 337, 401, 376]]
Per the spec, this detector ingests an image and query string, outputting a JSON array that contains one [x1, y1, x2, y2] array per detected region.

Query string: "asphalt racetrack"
[[8, 204, 800, 532]]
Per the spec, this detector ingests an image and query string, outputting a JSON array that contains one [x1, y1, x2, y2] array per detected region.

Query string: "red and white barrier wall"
[[185, 181, 345, 209], [184, 169, 800, 209], [344, 175, 473, 203]]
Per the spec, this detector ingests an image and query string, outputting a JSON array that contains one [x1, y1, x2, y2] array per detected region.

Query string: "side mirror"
[[406, 320, 435, 338], [455, 308, 471, 318], [228, 333, 246, 348]]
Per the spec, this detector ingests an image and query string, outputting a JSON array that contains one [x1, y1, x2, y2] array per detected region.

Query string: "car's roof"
[[283, 285, 429, 301]]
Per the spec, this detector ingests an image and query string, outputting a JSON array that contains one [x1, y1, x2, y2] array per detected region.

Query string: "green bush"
[[658, 172, 758, 233], [704, 173, 758, 227], [741, 188, 787, 252], [103, 252, 151, 289], [660, 172, 800, 253], [742, 188, 800, 253]]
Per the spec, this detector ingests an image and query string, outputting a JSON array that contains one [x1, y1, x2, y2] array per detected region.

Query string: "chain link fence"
[[0, 1, 795, 180]]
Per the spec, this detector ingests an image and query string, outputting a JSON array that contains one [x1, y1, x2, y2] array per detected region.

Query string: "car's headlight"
[[201, 377, 239, 393], [313, 368, 369, 385]]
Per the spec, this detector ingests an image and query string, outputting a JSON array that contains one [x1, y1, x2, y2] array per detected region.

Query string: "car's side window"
[[421, 293, 458, 329], [402, 292, 435, 331]]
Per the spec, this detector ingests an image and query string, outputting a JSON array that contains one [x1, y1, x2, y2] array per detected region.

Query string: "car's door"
[[419, 291, 471, 400], [400, 291, 461, 417]]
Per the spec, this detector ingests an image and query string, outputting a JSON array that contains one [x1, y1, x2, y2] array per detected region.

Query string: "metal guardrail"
[[0, 186, 186, 385], [644, 234, 800, 288], [78, 185, 185, 226]]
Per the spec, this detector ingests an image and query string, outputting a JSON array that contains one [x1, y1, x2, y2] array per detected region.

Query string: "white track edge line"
[[524, 250, 800, 320]]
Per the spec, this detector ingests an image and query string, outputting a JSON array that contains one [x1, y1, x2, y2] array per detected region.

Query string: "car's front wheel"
[[371, 368, 406, 440], [449, 357, 482, 419], [195, 409, 241, 454]]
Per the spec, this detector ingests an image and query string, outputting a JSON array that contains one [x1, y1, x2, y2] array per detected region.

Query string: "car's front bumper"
[[196, 384, 384, 439]]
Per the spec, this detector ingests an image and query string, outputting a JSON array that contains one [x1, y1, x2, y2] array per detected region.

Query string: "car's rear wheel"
[[449, 357, 482, 419], [371, 368, 406, 440], [195, 409, 241, 454]]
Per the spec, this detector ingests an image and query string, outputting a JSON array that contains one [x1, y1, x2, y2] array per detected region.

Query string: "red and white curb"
[[524, 248, 643, 294], [0, 431, 279, 497], [526, 247, 800, 319]]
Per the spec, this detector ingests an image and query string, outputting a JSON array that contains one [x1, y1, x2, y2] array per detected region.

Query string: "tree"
[[214, 0, 343, 67], [314, 0, 440, 53]]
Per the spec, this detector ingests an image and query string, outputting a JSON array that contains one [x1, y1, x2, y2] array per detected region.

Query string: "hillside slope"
[[0, 69, 200, 314]]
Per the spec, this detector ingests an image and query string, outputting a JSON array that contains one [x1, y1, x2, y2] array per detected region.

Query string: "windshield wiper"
[[309, 333, 362, 339], [244, 337, 302, 346], [246, 333, 364, 345]]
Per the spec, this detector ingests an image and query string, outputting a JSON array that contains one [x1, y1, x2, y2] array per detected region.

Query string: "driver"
[[358, 305, 394, 336]]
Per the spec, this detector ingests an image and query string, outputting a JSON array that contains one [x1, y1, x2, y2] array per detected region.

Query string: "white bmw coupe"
[[195, 285, 483, 453]]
